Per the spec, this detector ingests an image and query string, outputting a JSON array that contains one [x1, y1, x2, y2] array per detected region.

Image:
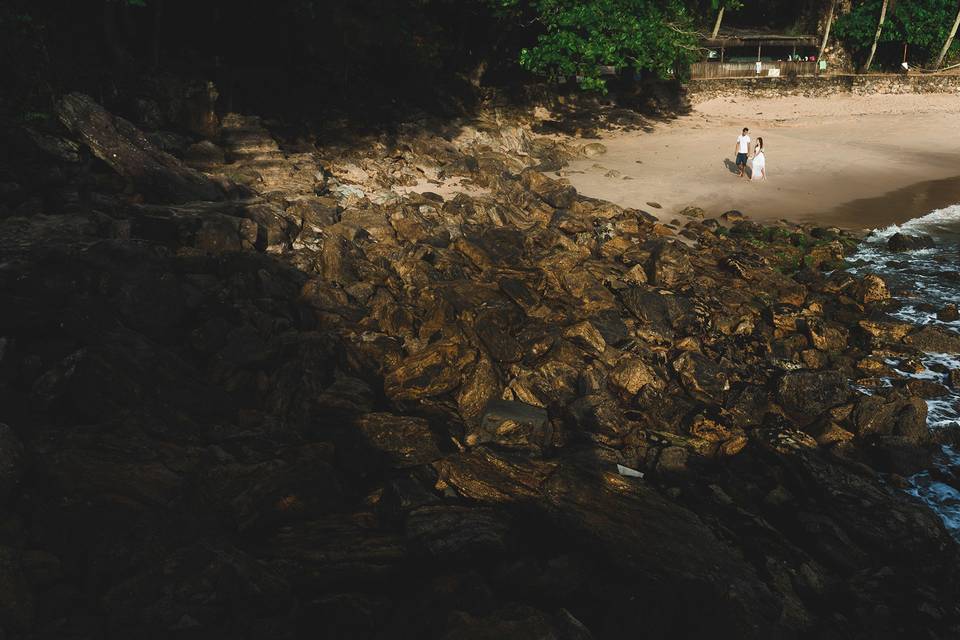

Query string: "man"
[[735, 127, 750, 178]]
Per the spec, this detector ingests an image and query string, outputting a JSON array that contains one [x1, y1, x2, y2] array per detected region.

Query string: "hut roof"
[[703, 28, 819, 48]]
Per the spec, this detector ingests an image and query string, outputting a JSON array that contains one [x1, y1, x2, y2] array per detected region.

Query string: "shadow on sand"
[[724, 157, 750, 178]]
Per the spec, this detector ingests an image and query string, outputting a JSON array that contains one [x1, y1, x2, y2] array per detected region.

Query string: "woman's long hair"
[[757, 137, 764, 150]]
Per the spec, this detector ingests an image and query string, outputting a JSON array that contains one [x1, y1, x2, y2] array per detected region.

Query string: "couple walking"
[[735, 127, 765, 180]]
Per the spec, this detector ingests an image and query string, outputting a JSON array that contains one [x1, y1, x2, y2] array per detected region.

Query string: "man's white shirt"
[[737, 135, 751, 153]]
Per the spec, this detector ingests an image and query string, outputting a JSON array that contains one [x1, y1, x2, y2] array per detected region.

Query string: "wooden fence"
[[691, 60, 819, 79]]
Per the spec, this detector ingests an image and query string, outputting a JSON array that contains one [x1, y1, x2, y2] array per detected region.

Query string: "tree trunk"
[[935, 2, 960, 69], [863, 0, 889, 72], [818, 0, 836, 59], [711, 6, 725, 39]]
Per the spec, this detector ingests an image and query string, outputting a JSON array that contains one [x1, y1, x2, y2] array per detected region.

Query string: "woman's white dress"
[[751, 146, 765, 180]]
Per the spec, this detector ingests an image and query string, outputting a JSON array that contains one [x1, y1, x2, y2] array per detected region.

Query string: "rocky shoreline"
[[2, 93, 960, 639]]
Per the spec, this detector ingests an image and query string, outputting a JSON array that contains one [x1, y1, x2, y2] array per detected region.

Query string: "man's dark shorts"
[[736, 152, 748, 166]]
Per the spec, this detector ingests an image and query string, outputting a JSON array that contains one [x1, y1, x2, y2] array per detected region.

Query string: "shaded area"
[[1, 93, 959, 639]]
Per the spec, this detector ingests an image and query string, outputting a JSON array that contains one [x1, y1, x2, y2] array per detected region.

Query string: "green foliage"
[[834, 0, 959, 68], [490, 0, 700, 91]]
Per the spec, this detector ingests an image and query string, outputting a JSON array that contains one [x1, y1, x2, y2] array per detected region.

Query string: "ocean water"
[[847, 204, 960, 536]]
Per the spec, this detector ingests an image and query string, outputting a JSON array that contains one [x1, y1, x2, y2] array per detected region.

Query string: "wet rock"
[[903, 325, 960, 354], [806, 318, 848, 352], [856, 274, 889, 304], [937, 304, 960, 322], [887, 232, 935, 252], [858, 319, 913, 344], [904, 379, 949, 399], [679, 206, 705, 219], [851, 395, 929, 443], [777, 371, 850, 423]]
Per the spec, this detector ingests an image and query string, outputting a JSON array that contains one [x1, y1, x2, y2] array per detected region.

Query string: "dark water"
[[847, 205, 960, 536], [813, 175, 960, 231]]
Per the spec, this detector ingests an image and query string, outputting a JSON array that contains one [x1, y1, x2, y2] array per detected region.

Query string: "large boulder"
[[777, 371, 850, 423], [647, 240, 693, 288], [903, 325, 960, 354], [887, 232, 935, 252], [56, 93, 225, 203]]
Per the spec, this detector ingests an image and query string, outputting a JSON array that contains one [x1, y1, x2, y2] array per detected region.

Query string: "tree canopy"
[[834, 0, 960, 68], [489, 0, 700, 91]]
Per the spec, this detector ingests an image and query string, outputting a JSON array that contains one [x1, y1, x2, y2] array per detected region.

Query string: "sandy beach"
[[562, 93, 960, 231]]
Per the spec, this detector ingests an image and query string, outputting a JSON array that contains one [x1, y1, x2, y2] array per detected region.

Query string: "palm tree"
[[710, 0, 742, 40], [863, 0, 890, 72], [818, 0, 837, 60], [934, 1, 960, 69], [711, 0, 725, 39]]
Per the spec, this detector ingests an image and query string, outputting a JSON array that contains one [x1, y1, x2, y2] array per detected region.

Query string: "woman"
[[751, 137, 766, 181]]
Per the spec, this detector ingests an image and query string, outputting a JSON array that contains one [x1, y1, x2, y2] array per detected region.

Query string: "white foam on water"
[[848, 204, 960, 537], [865, 203, 960, 243]]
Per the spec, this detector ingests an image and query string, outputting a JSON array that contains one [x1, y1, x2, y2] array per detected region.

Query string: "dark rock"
[[56, 93, 225, 203], [777, 371, 850, 423], [183, 140, 226, 169], [672, 351, 729, 402], [938, 304, 960, 322], [472, 400, 551, 452], [647, 240, 693, 287], [887, 232, 935, 252], [904, 325, 960, 354], [851, 395, 929, 444], [442, 605, 593, 640], [406, 505, 510, 560], [354, 413, 442, 467]]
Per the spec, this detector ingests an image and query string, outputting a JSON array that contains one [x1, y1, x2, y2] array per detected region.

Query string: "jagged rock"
[[56, 93, 225, 203], [858, 319, 913, 344], [647, 240, 693, 287], [856, 273, 889, 304], [354, 413, 442, 467], [563, 320, 606, 357], [672, 351, 729, 402], [807, 318, 848, 352], [938, 304, 959, 322], [777, 371, 850, 423], [679, 206, 705, 218], [608, 358, 661, 401], [520, 169, 577, 209], [384, 342, 475, 401], [851, 395, 929, 444], [183, 140, 225, 169], [471, 400, 551, 452], [904, 325, 960, 354], [405, 505, 510, 559], [887, 232, 935, 252]]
